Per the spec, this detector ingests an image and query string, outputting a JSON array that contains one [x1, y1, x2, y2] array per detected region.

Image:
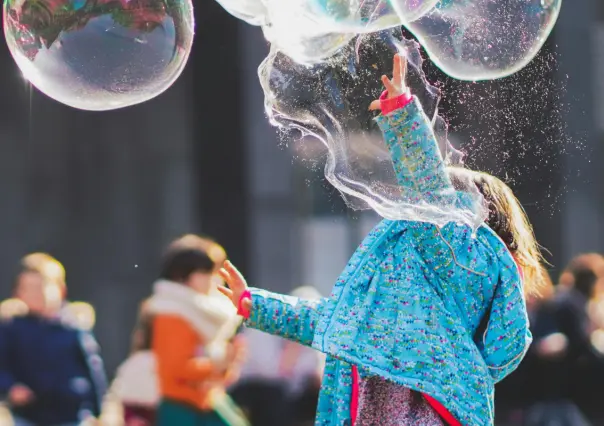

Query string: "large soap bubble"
[[407, 0, 562, 80], [261, 28, 486, 227], [3, 0, 194, 110], [216, 0, 561, 81]]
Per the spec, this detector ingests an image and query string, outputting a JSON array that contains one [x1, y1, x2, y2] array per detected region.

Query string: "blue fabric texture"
[[246, 98, 531, 425]]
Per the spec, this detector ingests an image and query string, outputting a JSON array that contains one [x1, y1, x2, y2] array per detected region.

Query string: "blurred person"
[[512, 253, 604, 426], [0, 254, 106, 426], [218, 55, 548, 426], [494, 269, 558, 425], [546, 253, 604, 424], [149, 235, 249, 426], [232, 286, 325, 426], [111, 300, 157, 426], [230, 325, 286, 426]]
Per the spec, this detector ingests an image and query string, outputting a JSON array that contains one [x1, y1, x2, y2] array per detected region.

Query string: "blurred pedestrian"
[[150, 235, 248, 426], [0, 253, 106, 426], [514, 253, 604, 425], [111, 300, 158, 426]]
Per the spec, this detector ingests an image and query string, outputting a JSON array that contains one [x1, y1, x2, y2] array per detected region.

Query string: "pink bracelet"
[[237, 290, 252, 318], [379, 90, 413, 115]]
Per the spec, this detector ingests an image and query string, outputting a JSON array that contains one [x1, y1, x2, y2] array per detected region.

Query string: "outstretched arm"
[[218, 261, 324, 347], [370, 54, 453, 199], [244, 289, 324, 347]]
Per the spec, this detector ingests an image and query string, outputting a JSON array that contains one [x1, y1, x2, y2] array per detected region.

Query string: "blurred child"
[[149, 235, 248, 426], [0, 254, 106, 426]]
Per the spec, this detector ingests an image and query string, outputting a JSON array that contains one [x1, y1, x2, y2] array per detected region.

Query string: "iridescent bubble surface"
[[407, 0, 562, 80], [216, 0, 561, 80], [3, 0, 194, 110], [212, 0, 561, 223], [260, 29, 485, 227]]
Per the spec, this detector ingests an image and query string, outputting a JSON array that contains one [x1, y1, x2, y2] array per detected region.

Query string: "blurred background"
[[0, 0, 603, 425]]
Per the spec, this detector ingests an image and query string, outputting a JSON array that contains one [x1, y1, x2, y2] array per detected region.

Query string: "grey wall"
[[0, 73, 197, 374]]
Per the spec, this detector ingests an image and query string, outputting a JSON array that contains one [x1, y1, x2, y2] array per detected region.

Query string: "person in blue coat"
[[218, 54, 546, 425], [0, 254, 106, 426]]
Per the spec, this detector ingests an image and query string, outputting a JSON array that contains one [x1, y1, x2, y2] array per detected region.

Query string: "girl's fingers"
[[381, 75, 396, 94], [219, 268, 233, 285], [393, 54, 401, 83], [368, 100, 381, 111], [217, 285, 233, 299], [225, 260, 247, 287], [392, 54, 407, 88]]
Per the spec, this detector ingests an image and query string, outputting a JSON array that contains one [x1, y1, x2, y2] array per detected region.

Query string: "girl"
[[219, 54, 544, 426]]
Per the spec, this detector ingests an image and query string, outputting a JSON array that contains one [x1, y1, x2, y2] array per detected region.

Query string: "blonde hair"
[[21, 252, 66, 290], [449, 168, 547, 296]]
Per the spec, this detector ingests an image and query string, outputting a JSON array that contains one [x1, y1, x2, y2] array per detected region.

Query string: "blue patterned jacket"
[[246, 98, 531, 425]]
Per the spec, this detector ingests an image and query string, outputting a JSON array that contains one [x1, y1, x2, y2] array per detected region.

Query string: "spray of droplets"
[[427, 41, 582, 216], [210, 0, 563, 223]]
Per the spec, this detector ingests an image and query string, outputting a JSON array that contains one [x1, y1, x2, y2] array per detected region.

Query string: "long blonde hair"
[[449, 168, 547, 296]]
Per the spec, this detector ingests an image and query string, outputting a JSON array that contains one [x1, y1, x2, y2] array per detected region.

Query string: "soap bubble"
[[217, 0, 440, 64], [407, 0, 562, 80], [261, 28, 485, 227], [3, 0, 194, 110], [217, 0, 560, 81]]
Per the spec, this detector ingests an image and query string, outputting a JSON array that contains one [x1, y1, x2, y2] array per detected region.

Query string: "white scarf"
[[146, 280, 242, 362]]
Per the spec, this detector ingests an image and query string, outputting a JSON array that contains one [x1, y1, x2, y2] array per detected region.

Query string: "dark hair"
[[559, 253, 604, 299], [159, 235, 222, 283], [160, 248, 215, 283], [130, 299, 153, 353], [573, 268, 598, 299]]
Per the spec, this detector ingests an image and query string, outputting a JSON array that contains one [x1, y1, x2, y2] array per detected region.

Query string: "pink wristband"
[[380, 90, 413, 115], [237, 290, 252, 318]]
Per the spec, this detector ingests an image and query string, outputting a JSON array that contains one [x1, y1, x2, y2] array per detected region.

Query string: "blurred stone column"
[[558, 0, 604, 262], [239, 25, 300, 293]]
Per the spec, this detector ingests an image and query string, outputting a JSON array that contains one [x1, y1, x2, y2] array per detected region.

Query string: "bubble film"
[[407, 0, 562, 81], [3, 0, 194, 110], [261, 29, 486, 227], [216, 0, 560, 80]]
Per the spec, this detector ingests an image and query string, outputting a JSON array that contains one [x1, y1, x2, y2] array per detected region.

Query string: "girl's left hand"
[[369, 53, 409, 111], [217, 261, 252, 313]]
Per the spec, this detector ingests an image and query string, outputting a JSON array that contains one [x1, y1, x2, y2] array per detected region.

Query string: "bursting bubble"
[[261, 28, 486, 228], [212, 0, 561, 224], [216, 0, 561, 81], [407, 0, 562, 80], [3, 0, 194, 111]]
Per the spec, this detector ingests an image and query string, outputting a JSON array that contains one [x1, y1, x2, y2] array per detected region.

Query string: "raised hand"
[[217, 261, 252, 313], [369, 53, 409, 111]]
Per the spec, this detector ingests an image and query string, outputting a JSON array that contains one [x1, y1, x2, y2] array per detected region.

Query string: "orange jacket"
[[152, 314, 236, 410]]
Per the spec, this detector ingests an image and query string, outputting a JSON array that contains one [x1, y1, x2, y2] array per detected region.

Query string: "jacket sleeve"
[[0, 322, 15, 396], [374, 97, 453, 200], [245, 288, 326, 347], [475, 259, 532, 382], [153, 316, 216, 382], [77, 330, 108, 416]]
